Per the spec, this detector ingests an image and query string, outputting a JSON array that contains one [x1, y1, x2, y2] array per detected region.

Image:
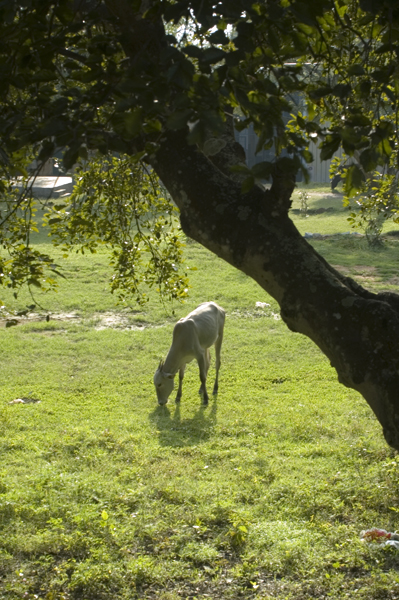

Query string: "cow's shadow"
[[149, 398, 218, 447]]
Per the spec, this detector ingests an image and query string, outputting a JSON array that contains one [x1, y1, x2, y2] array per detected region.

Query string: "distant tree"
[[2, 0, 399, 449]]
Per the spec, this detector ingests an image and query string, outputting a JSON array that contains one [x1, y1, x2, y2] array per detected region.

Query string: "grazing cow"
[[154, 302, 225, 406]]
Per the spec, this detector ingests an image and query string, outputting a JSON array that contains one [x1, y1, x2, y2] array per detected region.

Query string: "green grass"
[[1, 190, 399, 599], [291, 185, 399, 236], [290, 186, 399, 294]]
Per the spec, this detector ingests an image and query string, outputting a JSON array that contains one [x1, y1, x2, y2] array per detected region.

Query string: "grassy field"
[[1, 187, 399, 600]]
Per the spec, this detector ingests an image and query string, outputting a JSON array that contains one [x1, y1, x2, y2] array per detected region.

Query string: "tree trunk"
[[151, 129, 399, 451], [109, 0, 399, 451]]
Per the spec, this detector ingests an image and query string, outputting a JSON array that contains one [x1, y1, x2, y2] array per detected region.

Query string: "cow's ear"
[[158, 360, 164, 371]]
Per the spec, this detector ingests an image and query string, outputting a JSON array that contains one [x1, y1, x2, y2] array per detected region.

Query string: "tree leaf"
[[241, 175, 255, 193], [166, 109, 193, 130], [320, 136, 341, 161], [359, 149, 379, 173], [208, 30, 229, 45], [200, 47, 227, 65], [348, 64, 365, 76], [124, 109, 143, 137], [345, 164, 364, 196], [251, 161, 273, 179]]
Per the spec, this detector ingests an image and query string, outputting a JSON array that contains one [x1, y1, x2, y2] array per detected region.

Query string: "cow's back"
[[183, 302, 224, 349]]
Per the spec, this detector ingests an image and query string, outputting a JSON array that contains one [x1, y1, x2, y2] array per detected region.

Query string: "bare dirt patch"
[[0, 311, 156, 331], [292, 190, 343, 199], [331, 265, 399, 291], [90, 312, 153, 331], [386, 276, 399, 287], [332, 264, 380, 284], [307, 191, 342, 198]]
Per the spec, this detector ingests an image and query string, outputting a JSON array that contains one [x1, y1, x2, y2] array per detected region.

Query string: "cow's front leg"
[[176, 364, 185, 403]]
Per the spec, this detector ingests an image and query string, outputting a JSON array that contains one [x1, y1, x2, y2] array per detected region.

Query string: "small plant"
[[344, 168, 399, 248], [364, 212, 385, 248], [299, 190, 310, 217], [227, 512, 250, 549]]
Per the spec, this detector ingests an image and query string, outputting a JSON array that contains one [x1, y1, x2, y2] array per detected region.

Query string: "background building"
[[236, 124, 343, 184]]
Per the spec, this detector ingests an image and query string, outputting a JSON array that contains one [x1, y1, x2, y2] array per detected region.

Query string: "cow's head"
[[153, 360, 174, 405]]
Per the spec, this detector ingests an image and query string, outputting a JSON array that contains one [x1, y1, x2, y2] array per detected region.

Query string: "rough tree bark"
[[150, 129, 399, 451]]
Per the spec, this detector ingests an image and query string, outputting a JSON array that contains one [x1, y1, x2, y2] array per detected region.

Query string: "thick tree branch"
[[150, 129, 399, 450]]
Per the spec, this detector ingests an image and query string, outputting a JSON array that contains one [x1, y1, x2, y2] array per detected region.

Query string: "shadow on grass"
[[304, 192, 346, 211], [149, 397, 218, 447]]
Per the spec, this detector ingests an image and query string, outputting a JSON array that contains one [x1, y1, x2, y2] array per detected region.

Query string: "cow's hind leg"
[[176, 364, 185, 403], [199, 348, 211, 394], [213, 331, 223, 395], [197, 353, 209, 405]]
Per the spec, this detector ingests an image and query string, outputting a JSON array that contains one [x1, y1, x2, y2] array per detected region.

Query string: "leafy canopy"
[[1, 0, 399, 303], [50, 156, 188, 304]]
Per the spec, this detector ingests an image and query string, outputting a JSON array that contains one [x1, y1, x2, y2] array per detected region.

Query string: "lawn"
[[0, 187, 399, 600]]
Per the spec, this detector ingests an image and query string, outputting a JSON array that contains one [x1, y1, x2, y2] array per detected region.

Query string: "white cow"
[[154, 302, 225, 406]]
